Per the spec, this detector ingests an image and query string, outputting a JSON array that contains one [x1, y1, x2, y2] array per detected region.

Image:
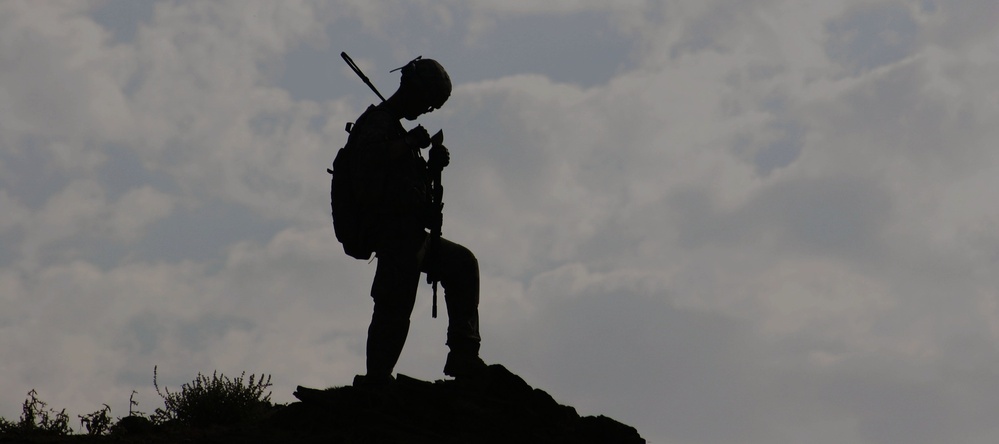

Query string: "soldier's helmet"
[[398, 57, 451, 109]]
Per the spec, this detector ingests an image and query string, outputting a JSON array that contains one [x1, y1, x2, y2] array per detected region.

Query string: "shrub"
[[151, 366, 273, 427], [0, 390, 72, 436], [78, 404, 112, 436]]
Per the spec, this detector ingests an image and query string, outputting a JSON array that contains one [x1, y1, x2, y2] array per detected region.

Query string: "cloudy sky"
[[2, 1, 999, 442]]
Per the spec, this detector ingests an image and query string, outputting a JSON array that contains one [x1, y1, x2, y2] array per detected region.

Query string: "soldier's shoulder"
[[351, 105, 396, 138], [360, 104, 398, 127]]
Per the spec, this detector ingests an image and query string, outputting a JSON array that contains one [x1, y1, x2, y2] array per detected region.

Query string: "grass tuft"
[[151, 365, 273, 427]]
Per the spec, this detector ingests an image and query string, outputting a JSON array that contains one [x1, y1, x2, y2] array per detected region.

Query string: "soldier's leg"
[[367, 248, 421, 379], [425, 238, 481, 356]]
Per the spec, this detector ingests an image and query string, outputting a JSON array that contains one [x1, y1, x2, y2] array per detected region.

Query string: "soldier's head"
[[394, 57, 451, 120]]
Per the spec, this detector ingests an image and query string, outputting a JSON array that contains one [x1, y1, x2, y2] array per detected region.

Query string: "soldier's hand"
[[406, 125, 431, 149], [428, 144, 450, 171], [423, 205, 443, 230]]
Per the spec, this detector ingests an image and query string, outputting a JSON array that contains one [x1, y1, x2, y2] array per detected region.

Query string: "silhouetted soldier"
[[347, 57, 485, 385]]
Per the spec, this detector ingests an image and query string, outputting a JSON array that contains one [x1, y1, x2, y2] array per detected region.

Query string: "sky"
[[1, 1, 998, 443]]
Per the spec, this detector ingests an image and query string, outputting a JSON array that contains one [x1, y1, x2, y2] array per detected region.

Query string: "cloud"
[[824, 2, 922, 75], [442, 2, 999, 442], [2, 2, 999, 443]]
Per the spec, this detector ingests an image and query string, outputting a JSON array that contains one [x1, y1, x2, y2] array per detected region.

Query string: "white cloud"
[[441, 1, 999, 442], [3, 1, 999, 443]]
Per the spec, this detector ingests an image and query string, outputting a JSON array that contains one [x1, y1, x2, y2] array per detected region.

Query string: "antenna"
[[341, 52, 386, 102]]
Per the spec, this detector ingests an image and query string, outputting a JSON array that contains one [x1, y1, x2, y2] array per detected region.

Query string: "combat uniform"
[[349, 103, 482, 380]]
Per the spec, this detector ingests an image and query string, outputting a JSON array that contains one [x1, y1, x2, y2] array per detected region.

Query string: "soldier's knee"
[[435, 240, 478, 282], [456, 245, 478, 275]]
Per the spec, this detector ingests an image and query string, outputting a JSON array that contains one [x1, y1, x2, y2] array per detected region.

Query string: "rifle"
[[427, 130, 445, 318]]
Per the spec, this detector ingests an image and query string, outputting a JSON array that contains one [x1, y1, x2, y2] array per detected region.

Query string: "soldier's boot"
[[443, 339, 486, 379], [353, 373, 395, 388], [443, 352, 486, 378]]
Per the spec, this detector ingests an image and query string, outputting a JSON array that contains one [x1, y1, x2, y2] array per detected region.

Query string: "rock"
[[276, 364, 645, 443]]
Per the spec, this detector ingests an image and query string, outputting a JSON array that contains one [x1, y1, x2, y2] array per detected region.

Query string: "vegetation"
[[151, 366, 273, 426], [0, 367, 274, 438], [0, 389, 72, 436], [78, 404, 112, 436]]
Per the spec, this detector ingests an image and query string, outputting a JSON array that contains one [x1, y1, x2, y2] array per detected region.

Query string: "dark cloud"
[[123, 312, 165, 356], [752, 121, 805, 176], [811, 57, 989, 176], [927, 1, 999, 49], [730, 119, 807, 176], [0, 136, 74, 209], [178, 314, 256, 352], [128, 199, 285, 265], [825, 3, 921, 75], [665, 174, 891, 266], [761, 176, 891, 259], [669, 1, 769, 58], [99, 144, 177, 200], [508, 273, 780, 443], [92, 0, 158, 43]]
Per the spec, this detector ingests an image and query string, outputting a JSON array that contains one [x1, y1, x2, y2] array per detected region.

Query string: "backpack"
[[329, 120, 374, 260]]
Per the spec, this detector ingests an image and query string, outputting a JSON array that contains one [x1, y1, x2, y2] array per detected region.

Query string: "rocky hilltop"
[[0, 365, 643, 443], [278, 364, 645, 443]]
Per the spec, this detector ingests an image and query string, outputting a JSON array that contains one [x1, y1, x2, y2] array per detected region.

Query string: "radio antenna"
[[341, 52, 386, 102]]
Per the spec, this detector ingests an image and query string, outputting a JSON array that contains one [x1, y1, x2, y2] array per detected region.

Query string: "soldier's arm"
[[381, 126, 429, 160], [384, 137, 416, 160], [354, 129, 415, 163]]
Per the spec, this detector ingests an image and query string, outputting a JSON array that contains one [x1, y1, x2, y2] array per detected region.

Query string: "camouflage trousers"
[[366, 232, 481, 377]]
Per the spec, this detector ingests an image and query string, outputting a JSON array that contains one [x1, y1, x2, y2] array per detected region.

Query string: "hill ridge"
[[275, 364, 645, 443]]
